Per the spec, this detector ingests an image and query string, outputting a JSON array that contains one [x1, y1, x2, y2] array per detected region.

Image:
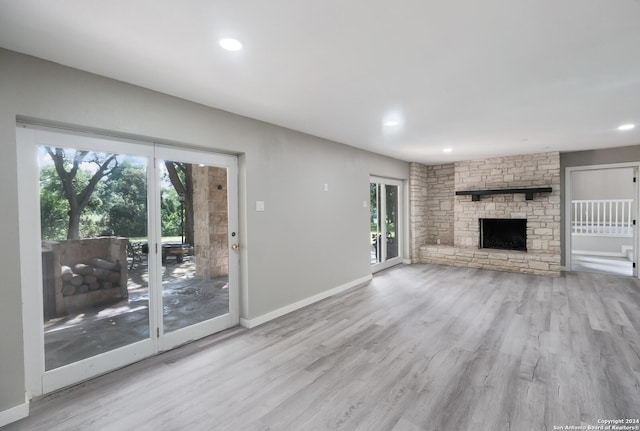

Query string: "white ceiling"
[[1, 0, 639, 164]]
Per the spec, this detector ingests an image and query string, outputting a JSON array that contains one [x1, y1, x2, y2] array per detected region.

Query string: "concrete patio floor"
[[44, 255, 229, 370]]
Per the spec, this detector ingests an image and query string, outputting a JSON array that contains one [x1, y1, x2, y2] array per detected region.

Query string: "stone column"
[[208, 167, 228, 278], [193, 165, 229, 279], [193, 165, 211, 279]]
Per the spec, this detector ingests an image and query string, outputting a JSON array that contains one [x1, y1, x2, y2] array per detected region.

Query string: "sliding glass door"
[[39, 144, 152, 372], [18, 126, 239, 396], [370, 177, 403, 271]]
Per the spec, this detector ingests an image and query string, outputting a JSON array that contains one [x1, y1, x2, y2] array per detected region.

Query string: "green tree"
[[45, 147, 118, 239], [100, 161, 148, 237], [164, 162, 194, 244], [385, 186, 397, 238], [40, 166, 69, 240], [161, 186, 182, 236], [370, 183, 379, 233], [40, 164, 106, 240]]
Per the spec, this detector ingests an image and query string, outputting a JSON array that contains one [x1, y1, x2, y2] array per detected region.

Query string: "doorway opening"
[[567, 165, 637, 277]]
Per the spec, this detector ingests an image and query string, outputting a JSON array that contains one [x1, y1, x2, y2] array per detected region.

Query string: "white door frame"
[[153, 145, 239, 352], [565, 162, 639, 277], [370, 176, 405, 273], [17, 125, 239, 397]]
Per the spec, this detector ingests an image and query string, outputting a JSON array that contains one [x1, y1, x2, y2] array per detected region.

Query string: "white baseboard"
[[239, 275, 372, 329], [0, 400, 29, 427], [402, 259, 412, 265], [621, 245, 634, 261]]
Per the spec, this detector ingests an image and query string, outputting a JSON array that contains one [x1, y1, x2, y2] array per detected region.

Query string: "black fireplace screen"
[[480, 218, 527, 251]]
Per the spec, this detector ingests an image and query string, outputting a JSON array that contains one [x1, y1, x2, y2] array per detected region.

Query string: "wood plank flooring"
[[4, 264, 640, 431]]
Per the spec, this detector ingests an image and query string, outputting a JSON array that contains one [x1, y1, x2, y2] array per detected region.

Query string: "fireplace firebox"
[[480, 218, 527, 251]]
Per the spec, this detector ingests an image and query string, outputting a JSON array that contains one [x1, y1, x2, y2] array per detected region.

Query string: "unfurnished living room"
[[0, 1, 639, 430]]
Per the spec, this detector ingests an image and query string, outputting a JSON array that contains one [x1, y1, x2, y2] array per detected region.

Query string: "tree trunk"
[[67, 207, 81, 240], [46, 147, 117, 240], [165, 161, 195, 245]]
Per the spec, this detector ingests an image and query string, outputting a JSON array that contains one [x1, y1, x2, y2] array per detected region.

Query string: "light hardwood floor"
[[4, 264, 640, 431]]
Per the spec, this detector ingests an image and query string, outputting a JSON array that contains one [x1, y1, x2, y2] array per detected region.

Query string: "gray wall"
[[0, 49, 409, 414], [560, 146, 640, 264], [571, 168, 634, 200]]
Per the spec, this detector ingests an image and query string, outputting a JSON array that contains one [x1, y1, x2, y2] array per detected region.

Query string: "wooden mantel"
[[455, 187, 553, 201]]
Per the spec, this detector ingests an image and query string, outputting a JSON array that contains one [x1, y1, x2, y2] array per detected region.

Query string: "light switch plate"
[[256, 201, 265, 212]]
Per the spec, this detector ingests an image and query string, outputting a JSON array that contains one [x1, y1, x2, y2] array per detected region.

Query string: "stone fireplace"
[[480, 218, 527, 251], [410, 152, 561, 276]]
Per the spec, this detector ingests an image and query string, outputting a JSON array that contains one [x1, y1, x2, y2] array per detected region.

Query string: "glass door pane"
[[159, 161, 230, 334], [39, 146, 150, 370], [370, 183, 382, 264], [25, 128, 238, 394], [385, 185, 399, 260], [371, 178, 402, 270]]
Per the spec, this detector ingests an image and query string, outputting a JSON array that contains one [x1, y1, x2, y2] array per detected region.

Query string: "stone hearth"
[[410, 152, 561, 276]]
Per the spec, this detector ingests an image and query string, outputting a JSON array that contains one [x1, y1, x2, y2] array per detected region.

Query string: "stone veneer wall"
[[426, 164, 455, 246], [193, 166, 229, 278], [412, 152, 561, 276], [409, 163, 428, 262], [209, 167, 229, 277], [409, 163, 455, 262]]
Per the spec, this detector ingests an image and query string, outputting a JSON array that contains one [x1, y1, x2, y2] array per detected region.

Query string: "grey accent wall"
[[0, 49, 409, 414], [560, 145, 640, 265]]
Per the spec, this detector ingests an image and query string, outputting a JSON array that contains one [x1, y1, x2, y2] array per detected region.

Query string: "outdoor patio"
[[43, 254, 229, 370]]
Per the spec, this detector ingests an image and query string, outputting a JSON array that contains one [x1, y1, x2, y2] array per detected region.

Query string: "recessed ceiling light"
[[383, 119, 400, 127], [219, 38, 243, 51], [443, 148, 452, 153], [617, 124, 635, 131]]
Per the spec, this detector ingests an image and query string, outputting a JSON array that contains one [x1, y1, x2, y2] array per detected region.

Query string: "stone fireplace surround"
[[410, 152, 561, 277]]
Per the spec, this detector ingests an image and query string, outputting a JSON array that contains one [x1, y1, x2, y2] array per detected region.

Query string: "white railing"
[[572, 199, 633, 236]]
